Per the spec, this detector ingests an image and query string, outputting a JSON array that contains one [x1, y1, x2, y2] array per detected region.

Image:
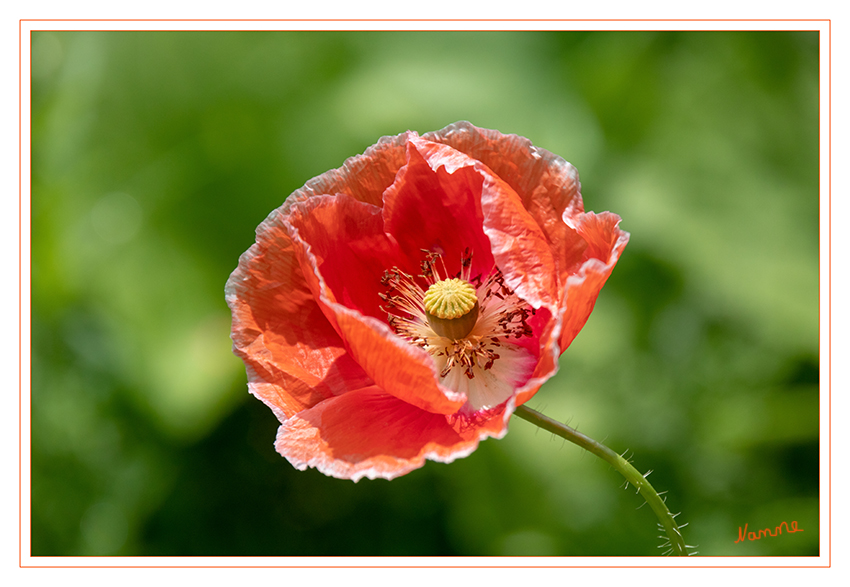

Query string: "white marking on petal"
[[440, 343, 536, 411]]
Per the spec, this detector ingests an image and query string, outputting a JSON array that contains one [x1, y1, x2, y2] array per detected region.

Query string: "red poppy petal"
[[332, 308, 467, 414], [296, 131, 415, 207], [225, 214, 373, 420], [390, 137, 557, 311], [558, 211, 630, 354], [514, 310, 559, 407], [514, 213, 628, 408], [382, 140, 495, 278], [478, 167, 559, 310], [284, 194, 407, 320], [425, 121, 590, 295], [275, 386, 508, 481], [284, 195, 467, 416], [425, 121, 583, 218]]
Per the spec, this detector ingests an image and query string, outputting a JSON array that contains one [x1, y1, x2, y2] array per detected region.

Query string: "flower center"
[[423, 278, 480, 340], [379, 248, 536, 412]]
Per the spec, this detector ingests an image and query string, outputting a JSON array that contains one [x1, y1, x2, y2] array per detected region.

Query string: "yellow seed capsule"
[[423, 278, 479, 340]]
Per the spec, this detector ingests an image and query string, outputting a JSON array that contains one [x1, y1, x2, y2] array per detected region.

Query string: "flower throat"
[[379, 248, 534, 381]]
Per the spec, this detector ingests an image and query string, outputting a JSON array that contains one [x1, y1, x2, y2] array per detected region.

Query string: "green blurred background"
[[30, 31, 820, 557]]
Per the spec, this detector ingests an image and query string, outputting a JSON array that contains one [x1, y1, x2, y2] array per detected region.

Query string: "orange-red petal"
[[298, 131, 414, 207], [283, 194, 407, 320], [382, 140, 494, 278], [514, 212, 628, 407], [425, 122, 590, 296], [225, 211, 374, 420], [275, 386, 509, 481], [556, 211, 629, 354], [390, 136, 558, 313]]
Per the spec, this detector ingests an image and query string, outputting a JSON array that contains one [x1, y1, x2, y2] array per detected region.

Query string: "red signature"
[[735, 520, 804, 543]]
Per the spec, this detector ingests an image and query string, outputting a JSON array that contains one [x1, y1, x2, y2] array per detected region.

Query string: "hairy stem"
[[513, 404, 689, 556]]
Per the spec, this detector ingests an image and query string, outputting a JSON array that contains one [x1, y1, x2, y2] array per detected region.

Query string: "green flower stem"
[[513, 404, 689, 556]]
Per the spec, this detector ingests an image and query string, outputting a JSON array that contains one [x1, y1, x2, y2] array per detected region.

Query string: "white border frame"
[[16, 18, 832, 571]]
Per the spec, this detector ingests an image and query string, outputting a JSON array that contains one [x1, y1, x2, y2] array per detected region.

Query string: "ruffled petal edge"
[[276, 386, 511, 481]]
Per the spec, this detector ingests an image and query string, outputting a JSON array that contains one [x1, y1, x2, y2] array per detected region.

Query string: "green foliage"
[[31, 31, 819, 556]]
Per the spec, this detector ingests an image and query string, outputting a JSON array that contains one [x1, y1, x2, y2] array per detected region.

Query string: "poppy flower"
[[226, 121, 628, 481]]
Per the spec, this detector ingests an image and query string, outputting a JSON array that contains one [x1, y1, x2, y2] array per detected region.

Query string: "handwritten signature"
[[735, 520, 804, 543]]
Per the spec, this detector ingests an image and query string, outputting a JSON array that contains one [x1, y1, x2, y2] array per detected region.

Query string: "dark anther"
[[461, 247, 472, 268]]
